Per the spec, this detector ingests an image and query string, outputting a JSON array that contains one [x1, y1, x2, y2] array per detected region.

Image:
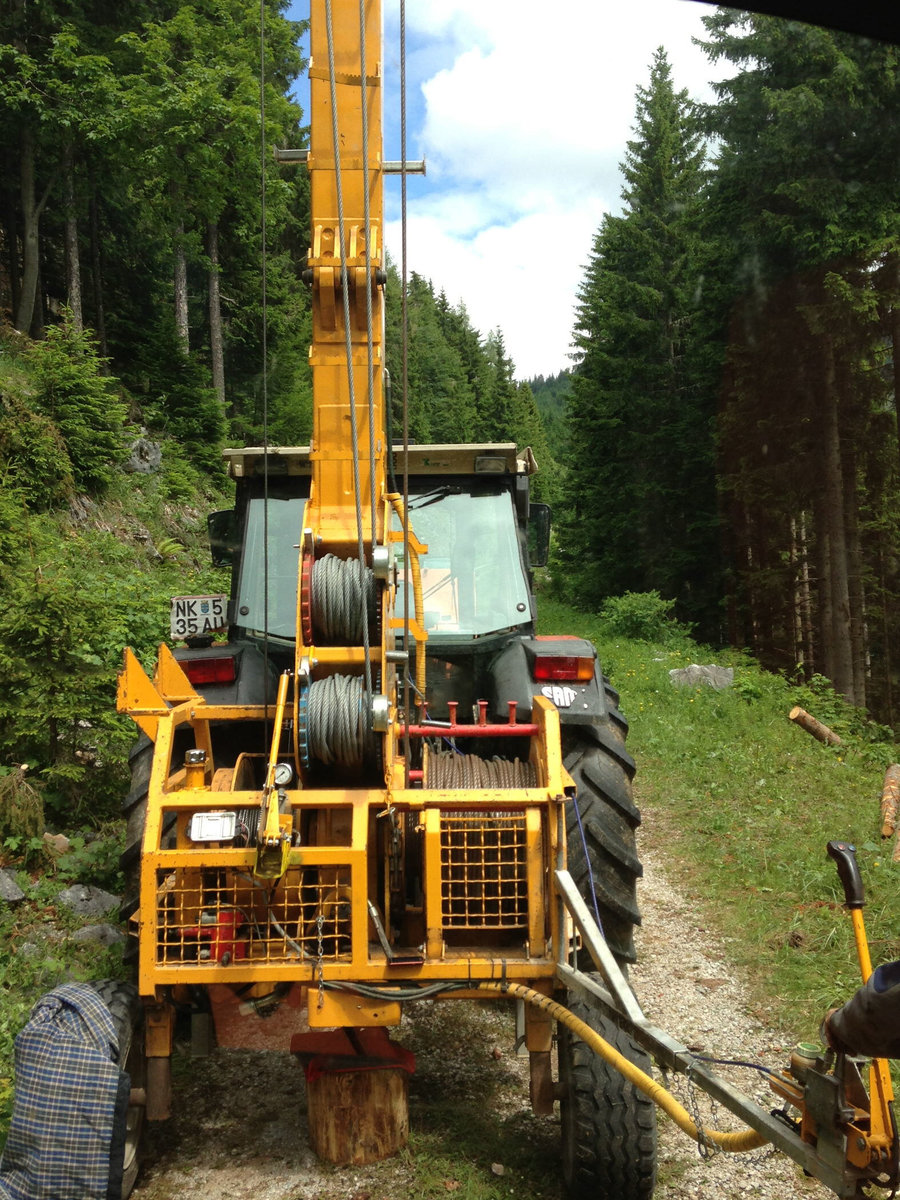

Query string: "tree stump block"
[[307, 1063, 410, 1164], [294, 1026, 416, 1166]]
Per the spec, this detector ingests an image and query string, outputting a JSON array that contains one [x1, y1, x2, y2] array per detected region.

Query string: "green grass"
[[538, 593, 900, 1038]]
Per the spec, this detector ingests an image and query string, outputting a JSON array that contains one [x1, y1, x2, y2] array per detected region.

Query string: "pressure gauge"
[[274, 762, 294, 787]]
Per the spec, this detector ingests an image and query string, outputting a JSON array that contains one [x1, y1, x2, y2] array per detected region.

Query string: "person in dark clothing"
[[823, 960, 900, 1058]]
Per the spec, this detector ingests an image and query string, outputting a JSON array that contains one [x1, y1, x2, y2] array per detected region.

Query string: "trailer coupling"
[[544, 867, 898, 1199]]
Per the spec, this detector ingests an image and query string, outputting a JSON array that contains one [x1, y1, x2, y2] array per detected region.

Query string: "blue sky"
[[287, 0, 720, 380]]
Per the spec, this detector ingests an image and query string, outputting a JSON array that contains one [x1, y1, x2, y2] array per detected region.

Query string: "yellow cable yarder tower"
[[113, 1, 899, 1195]]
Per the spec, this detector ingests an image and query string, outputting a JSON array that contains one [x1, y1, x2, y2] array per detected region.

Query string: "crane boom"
[[306, 0, 385, 546]]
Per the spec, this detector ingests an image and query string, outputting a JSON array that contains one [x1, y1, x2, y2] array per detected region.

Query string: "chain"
[[316, 912, 325, 1009], [685, 1064, 720, 1160], [679, 1062, 782, 1172]]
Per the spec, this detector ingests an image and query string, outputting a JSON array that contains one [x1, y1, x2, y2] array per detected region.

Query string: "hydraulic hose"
[[478, 981, 769, 1155], [387, 493, 426, 698]]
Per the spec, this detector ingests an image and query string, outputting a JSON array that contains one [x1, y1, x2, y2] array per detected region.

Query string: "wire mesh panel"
[[153, 864, 352, 966], [439, 813, 528, 930]]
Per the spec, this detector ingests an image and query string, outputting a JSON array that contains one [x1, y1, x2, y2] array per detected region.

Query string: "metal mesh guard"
[[440, 812, 528, 929], [153, 865, 351, 966]]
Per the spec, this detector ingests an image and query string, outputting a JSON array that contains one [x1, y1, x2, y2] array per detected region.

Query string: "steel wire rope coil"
[[306, 674, 367, 767], [425, 749, 536, 789], [311, 554, 375, 643]]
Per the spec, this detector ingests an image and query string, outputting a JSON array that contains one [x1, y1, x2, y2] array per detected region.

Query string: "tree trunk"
[[89, 190, 108, 360], [888, 250, 900, 469], [15, 125, 40, 333], [817, 344, 855, 703], [207, 219, 225, 408], [63, 142, 83, 335], [174, 225, 189, 353], [4, 177, 20, 318], [841, 434, 866, 709], [789, 706, 843, 746], [172, 182, 189, 352]]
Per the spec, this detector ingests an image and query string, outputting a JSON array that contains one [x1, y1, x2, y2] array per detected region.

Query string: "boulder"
[[0, 869, 26, 904], [56, 884, 120, 919], [669, 663, 735, 690], [123, 436, 162, 474]]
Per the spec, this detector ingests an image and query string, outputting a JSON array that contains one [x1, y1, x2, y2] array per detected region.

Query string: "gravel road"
[[631, 834, 828, 1199], [131, 802, 833, 1200]]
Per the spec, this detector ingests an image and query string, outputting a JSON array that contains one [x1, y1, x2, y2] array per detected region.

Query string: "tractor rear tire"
[[559, 978, 657, 1200], [563, 721, 642, 965], [120, 737, 178, 966], [120, 738, 153, 966], [89, 980, 145, 1199]]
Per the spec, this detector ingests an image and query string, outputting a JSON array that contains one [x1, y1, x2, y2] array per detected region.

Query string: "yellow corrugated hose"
[[479, 981, 769, 1153]]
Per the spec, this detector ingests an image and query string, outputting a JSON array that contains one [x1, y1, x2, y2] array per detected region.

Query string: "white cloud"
[[382, 0, 720, 379]]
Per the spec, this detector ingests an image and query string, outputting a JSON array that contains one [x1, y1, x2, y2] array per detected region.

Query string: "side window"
[[235, 498, 305, 639]]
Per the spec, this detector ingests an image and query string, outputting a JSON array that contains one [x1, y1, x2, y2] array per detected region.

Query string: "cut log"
[[881, 764, 900, 838], [788, 706, 843, 747], [306, 1064, 409, 1164]]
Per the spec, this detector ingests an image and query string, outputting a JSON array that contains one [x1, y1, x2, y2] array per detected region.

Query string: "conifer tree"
[[699, 11, 900, 705], [559, 49, 716, 633]]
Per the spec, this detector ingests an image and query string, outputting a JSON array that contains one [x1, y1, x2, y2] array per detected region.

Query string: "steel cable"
[[307, 674, 366, 766], [311, 554, 374, 643], [425, 748, 536, 790]]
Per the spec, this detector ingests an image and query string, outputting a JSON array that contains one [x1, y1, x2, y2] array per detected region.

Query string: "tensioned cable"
[[400, 0, 412, 784], [358, 0, 377, 551], [324, 0, 374, 701], [259, 0, 271, 745]]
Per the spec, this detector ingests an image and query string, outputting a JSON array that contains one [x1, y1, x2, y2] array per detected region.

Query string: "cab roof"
[[222, 443, 537, 480]]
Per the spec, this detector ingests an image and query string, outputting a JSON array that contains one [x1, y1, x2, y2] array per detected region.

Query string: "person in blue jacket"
[[823, 961, 900, 1057]]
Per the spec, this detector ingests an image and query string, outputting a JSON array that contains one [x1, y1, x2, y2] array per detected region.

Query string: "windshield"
[[234, 497, 304, 640], [395, 489, 531, 639]]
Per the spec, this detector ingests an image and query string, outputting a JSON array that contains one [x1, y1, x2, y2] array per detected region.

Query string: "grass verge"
[[539, 593, 900, 1038]]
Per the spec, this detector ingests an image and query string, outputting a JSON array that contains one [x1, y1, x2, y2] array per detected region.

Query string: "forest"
[[1, 0, 900, 792]]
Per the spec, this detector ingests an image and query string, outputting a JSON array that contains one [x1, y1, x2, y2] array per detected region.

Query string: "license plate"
[[171, 594, 228, 639]]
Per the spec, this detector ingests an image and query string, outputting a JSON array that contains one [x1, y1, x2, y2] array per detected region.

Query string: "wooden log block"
[[881, 764, 900, 839], [306, 1064, 409, 1164], [788, 706, 843, 747]]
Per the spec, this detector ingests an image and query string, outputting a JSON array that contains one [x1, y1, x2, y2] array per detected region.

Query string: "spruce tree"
[[560, 49, 716, 633]]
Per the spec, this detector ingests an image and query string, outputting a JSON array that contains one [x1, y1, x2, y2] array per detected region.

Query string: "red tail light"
[[182, 656, 237, 686], [533, 655, 594, 683]]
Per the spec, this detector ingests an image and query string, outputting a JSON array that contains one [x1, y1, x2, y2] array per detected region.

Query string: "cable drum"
[[424, 748, 536, 790], [306, 673, 370, 767], [311, 554, 375, 643]]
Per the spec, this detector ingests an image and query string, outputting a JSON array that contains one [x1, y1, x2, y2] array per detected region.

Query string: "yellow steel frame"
[[117, 0, 571, 1014]]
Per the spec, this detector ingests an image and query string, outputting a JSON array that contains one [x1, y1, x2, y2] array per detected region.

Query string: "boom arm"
[[306, 0, 386, 545]]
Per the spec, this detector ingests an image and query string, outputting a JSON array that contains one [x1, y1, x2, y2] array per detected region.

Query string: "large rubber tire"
[[559, 979, 657, 1200], [89, 980, 145, 1199], [120, 736, 178, 967], [120, 737, 153, 967], [563, 708, 642, 965]]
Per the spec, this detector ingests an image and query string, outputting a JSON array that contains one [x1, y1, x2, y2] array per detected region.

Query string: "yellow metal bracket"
[[255, 671, 295, 879]]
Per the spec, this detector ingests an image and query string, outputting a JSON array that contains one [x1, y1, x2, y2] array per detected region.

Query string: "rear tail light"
[[182, 656, 237, 686], [533, 655, 594, 683]]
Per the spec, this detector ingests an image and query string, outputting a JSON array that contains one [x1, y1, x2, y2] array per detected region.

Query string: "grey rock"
[[0, 869, 26, 904], [123, 437, 162, 474], [669, 663, 735, 690], [71, 922, 125, 946], [56, 884, 120, 918]]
